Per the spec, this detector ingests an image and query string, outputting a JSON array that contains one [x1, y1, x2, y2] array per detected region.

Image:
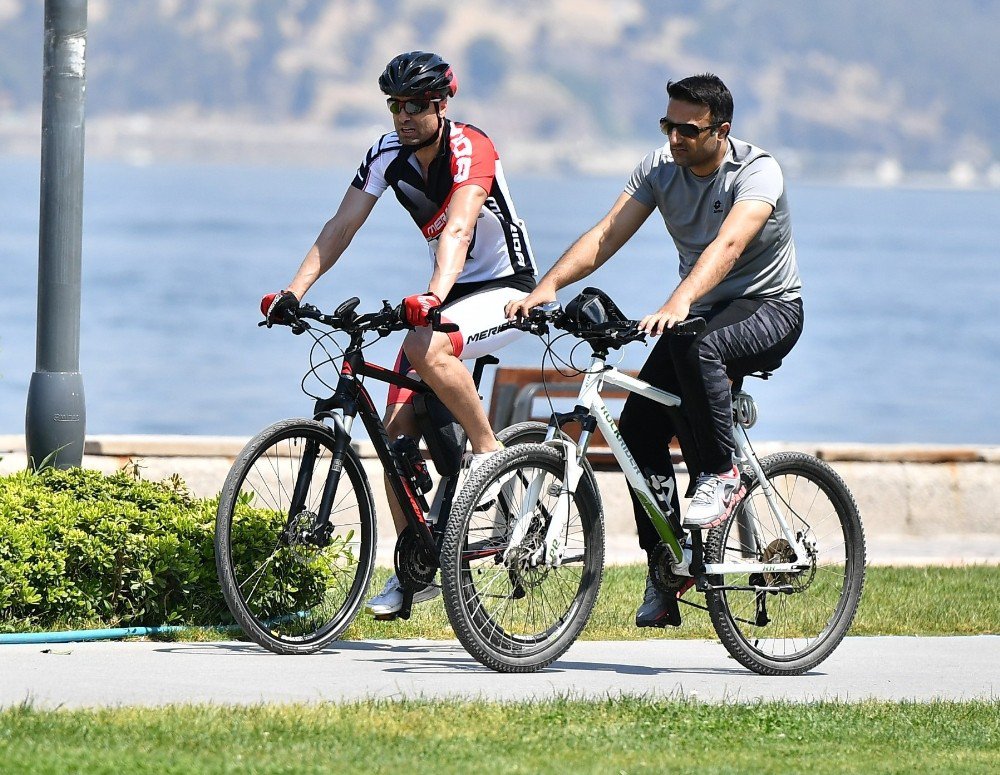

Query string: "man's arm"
[[285, 185, 378, 300], [506, 193, 653, 318], [426, 183, 489, 300], [639, 199, 773, 335]]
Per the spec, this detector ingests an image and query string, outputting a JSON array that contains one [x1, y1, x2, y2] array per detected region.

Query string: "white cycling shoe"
[[365, 573, 440, 616], [683, 465, 746, 529]]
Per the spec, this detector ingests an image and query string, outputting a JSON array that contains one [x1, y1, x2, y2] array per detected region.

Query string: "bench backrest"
[[488, 366, 649, 469]]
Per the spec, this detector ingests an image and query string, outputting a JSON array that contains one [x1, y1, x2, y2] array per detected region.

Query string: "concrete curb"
[[2, 434, 998, 566]]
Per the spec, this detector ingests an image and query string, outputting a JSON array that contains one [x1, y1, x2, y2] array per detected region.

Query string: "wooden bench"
[[487, 366, 681, 470]]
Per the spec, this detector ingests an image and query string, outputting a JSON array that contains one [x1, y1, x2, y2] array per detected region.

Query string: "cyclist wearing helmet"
[[262, 51, 537, 618]]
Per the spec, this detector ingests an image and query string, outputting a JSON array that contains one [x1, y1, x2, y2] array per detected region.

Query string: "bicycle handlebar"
[[260, 297, 459, 337], [510, 303, 706, 346]]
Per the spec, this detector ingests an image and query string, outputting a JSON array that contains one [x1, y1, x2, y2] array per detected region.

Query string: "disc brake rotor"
[[506, 531, 549, 591], [285, 511, 320, 565], [761, 537, 817, 591]]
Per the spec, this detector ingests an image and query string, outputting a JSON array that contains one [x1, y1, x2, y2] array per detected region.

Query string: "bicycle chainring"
[[649, 542, 690, 594], [394, 525, 438, 589]]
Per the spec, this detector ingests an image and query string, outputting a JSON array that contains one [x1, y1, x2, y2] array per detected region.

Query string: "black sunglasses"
[[387, 98, 440, 116], [659, 118, 722, 138]]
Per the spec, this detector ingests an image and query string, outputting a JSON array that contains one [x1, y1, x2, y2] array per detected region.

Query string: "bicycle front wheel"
[[440, 444, 604, 672], [704, 452, 866, 675], [215, 419, 376, 654]]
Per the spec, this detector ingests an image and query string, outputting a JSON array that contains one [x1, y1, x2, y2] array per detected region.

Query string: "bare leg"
[[402, 327, 499, 454]]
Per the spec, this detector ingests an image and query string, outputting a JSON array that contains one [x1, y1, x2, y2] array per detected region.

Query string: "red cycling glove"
[[402, 292, 442, 327]]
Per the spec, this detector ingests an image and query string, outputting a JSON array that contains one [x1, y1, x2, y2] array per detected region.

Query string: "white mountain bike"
[[440, 288, 866, 675]]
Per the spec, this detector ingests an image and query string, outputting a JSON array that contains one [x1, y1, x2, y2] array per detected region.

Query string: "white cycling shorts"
[[388, 286, 529, 406]]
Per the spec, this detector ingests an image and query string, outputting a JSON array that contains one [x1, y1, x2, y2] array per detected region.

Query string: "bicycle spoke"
[[706, 452, 865, 675], [217, 421, 375, 653]]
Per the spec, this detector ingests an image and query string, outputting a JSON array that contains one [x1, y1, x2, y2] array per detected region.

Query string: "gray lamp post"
[[25, 0, 88, 469]]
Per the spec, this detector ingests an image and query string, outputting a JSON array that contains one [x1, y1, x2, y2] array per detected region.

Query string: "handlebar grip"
[[427, 307, 459, 333], [672, 317, 707, 335]]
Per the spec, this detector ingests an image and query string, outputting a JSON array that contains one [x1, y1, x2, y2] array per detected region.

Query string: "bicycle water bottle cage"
[[390, 435, 434, 495], [413, 392, 466, 477]]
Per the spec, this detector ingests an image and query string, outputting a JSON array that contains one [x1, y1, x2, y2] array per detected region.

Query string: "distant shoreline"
[[3, 112, 998, 190]]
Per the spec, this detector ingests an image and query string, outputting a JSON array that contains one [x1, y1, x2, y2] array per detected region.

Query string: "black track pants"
[[618, 297, 804, 555]]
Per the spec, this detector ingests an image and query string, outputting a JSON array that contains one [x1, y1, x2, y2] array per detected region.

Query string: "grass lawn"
[[338, 564, 1000, 642], [1, 698, 997, 774]]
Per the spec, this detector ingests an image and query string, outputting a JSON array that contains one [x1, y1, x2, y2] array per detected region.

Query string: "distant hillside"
[[1, 0, 996, 180]]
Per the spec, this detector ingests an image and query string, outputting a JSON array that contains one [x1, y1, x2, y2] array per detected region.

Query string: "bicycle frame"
[[299, 330, 497, 559], [528, 351, 813, 579]]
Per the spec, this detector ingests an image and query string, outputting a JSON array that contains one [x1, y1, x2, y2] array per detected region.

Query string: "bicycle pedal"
[[373, 613, 399, 622]]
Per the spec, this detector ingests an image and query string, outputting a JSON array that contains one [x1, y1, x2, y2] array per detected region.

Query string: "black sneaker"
[[635, 572, 682, 628]]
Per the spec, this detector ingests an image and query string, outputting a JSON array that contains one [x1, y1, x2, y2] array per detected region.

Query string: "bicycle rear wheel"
[[215, 419, 376, 654], [440, 444, 604, 672], [704, 452, 866, 675]]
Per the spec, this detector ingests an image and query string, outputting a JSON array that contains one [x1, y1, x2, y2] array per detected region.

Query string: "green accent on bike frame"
[[635, 491, 683, 559], [593, 401, 683, 560]]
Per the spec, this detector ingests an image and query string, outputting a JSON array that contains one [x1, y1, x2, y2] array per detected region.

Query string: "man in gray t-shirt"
[[507, 73, 804, 629]]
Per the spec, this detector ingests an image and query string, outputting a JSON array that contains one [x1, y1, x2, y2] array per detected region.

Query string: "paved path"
[[2, 636, 996, 709]]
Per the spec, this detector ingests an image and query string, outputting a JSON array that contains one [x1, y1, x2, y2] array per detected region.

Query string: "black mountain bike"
[[214, 297, 575, 662]]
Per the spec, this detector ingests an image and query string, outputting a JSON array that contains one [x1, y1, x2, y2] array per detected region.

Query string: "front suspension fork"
[[288, 414, 352, 546]]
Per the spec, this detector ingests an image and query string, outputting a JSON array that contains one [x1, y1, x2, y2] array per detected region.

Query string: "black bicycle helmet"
[[378, 51, 458, 99]]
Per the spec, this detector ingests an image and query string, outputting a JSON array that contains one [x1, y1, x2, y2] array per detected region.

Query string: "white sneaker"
[[364, 573, 440, 616], [683, 465, 746, 529], [464, 446, 514, 509]]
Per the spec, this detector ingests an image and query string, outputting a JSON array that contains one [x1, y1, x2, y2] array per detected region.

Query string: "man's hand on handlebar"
[[260, 290, 300, 327], [402, 292, 442, 327], [505, 285, 558, 321], [639, 297, 691, 337]]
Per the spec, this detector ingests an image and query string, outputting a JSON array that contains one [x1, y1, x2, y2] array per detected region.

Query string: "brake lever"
[[672, 317, 707, 335], [258, 317, 310, 333]]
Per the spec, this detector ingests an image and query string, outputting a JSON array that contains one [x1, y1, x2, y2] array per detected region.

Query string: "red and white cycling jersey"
[[351, 119, 536, 289]]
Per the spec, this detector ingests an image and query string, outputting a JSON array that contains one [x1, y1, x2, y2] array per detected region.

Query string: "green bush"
[[0, 467, 227, 632], [0, 466, 343, 634]]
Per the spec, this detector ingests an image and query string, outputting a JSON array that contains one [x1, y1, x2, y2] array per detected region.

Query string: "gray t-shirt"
[[625, 137, 801, 313]]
